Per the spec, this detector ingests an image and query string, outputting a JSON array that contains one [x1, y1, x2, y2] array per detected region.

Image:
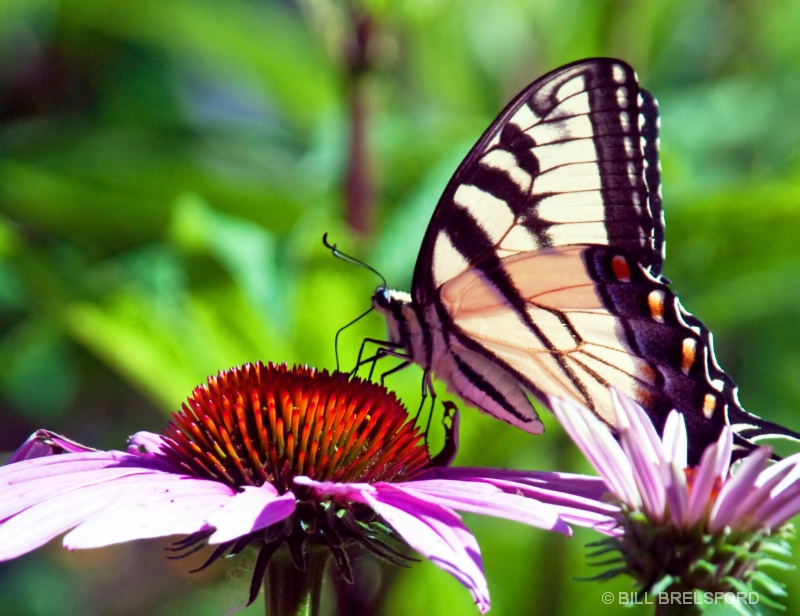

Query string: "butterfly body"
[[372, 58, 798, 462], [374, 284, 546, 434]]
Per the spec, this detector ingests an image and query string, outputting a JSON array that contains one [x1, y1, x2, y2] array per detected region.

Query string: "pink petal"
[[686, 430, 731, 528], [550, 397, 641, 509], [0, 461, 237, 559], [206, 485, 296, 544], [0, 483, 120, 560], [297, 477, 490, 613], [715, 427, 733, 479], [493, 483, 619, 531], [421, 467, 611, 502], [612, 390, 664, 459], [658, 414, 690, 527], [613, 392, 667, 521], [661, 412, 687, 469], [0, 453, 166, 520], [0, 449, 240, 558], [7, 430, 95, 462], [742, 461, 800, 529], [755, 481, 800, 528], [365, 485, 490, 614], [662, 458, 688, 528], [127, 432, 174, 458], [754, 453, 800, 491], [710, 447, 772, 533], [64, 475, 235, 548], [395, 479, 570, 535], [293, 477, 372, 500], [400, 467, 618, 533]]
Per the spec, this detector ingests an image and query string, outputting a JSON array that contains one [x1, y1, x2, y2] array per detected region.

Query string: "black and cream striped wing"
[[412, 58, 663, 305], [409, 58, 797, 461], [434, 245, 734, 449]]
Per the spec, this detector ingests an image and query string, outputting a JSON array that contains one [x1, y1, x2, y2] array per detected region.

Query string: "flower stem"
[[263, 546, 330, 616]]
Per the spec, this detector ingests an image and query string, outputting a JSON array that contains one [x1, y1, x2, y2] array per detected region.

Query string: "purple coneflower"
[[1, 362, 615, 614], [550, 390, 800, 608]]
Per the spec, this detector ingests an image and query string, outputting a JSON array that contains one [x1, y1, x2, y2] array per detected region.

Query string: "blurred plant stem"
[[264, 546, 330, 616], [344, 8, 375, 235]]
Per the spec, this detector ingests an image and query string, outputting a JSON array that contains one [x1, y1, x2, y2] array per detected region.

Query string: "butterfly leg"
[[376, 358, 412, 386], [412, 369, 438, 444], [352, 338, 445, 447], [429, 401, 460, 467], [352, 337, 404, 377]]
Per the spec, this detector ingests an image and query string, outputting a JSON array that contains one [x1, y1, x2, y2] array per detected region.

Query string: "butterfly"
[[369, 57, 798, 463]]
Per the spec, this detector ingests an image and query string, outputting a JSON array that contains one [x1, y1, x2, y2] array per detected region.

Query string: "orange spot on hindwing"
[[702, 393, 717, 419], [647, 290, 665, 323], [611, 255, 631, 282], [681, 338, 697, 374]]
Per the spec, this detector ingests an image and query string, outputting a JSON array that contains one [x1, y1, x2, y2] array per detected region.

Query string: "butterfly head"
[[372, 287, 412, 313], [372, 287, 416, 348]]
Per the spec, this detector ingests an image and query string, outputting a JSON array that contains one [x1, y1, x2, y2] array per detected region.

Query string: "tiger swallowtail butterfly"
[[369, 57, 798, 463]]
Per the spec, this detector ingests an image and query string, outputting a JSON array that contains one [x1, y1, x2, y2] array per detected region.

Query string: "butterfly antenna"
[[323, 233, 388, 371], [322, 233, 387, 288]]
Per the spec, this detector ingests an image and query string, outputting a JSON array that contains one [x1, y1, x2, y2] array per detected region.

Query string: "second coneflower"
[[1, 362, 615, 615], [551, 390, 800, 612]]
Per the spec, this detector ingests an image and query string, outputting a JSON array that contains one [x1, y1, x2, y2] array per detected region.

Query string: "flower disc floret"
[[161, 362, 431, 492]]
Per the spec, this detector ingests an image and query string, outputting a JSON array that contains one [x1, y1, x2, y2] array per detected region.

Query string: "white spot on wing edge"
[[623, 136, 634, 156]]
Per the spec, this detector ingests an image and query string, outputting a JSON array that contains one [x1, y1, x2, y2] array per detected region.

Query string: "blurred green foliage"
[[1, 0, 800, 614]]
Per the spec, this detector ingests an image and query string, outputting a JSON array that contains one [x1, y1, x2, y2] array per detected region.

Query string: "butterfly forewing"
[[374, 57, 798, 463], [413, 59, 663, 308]]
